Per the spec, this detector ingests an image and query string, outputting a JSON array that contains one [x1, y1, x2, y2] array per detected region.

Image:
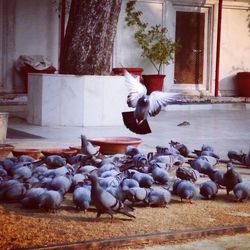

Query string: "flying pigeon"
[[122, 70, 182, 134], [88, 174, 135, 220]]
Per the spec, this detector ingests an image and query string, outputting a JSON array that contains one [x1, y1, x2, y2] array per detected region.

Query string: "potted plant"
[[125, 0, 179, 94]]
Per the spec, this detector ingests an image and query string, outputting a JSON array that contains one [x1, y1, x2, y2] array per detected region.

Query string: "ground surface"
[[0, 162, 249, 250]]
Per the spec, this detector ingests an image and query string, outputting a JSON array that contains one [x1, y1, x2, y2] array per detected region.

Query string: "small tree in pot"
[[125, 0, 179, 93]]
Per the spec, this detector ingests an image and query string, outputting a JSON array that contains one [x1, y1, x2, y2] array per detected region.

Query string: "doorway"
[[171, 5, 212, 95]]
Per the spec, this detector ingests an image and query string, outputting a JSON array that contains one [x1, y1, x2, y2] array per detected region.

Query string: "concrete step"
[[0, 93, 27, 119]]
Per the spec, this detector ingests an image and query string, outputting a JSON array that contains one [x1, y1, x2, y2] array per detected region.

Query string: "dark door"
[[174, 11, 205, 84]]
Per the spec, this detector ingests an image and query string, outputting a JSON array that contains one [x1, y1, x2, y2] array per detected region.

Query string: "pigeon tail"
[[122, 111, 151, 134]]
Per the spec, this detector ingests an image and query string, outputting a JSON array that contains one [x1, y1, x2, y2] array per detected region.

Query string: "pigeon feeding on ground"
[[199, 180, 218, 199], [88, 174, 135, 221], [223, 161, 242, 195], [122, 70, 182, 134]]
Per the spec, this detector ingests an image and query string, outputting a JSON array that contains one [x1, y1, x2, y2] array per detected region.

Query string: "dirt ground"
[[0, 163, 250, 250]]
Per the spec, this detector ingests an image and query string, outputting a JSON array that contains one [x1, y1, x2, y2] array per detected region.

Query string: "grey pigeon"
[[176, 166, 199, 182], [13, 166, 32, 180], [80, 135, 99, 156], [199, 180, 218, 199], [207, 169, 225, 188], [223, 161, 242, 195], [169, 140, 190, 157], [45, 155, 66, 169], [228, 150, 245, 163], [131, 172, 154, 188], [233, 180, 250, 201], [151, 165, 169, 185], [21, 187, 46, 208], [176, 180, 196, 203], [155, 145, 180, 156], [172, 178, 183, 195], [120, 178, 140, 190], [49, 175, 72, 195], [122, 70, 181, 134], [125, 145, 140, 157], [188, 157, 214, 175], [146, 187, 171, 207], [0, 179, 27, 202], [38, 190, 63, 211], [73, 186, 91, 211], [242, 149, 250, 166], [88, 174, 135, 220], [126, 186, 150, 204], [106, 186, 133, 203]]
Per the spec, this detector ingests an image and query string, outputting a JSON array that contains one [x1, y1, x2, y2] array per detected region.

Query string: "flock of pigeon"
[[0, 135, 250, 221]]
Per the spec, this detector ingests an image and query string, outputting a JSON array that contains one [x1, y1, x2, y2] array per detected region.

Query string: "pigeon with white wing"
[[122, 70, 182, 134]]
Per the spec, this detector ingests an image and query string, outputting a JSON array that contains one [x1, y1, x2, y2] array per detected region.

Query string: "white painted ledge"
[[27, 74, 131, 126]]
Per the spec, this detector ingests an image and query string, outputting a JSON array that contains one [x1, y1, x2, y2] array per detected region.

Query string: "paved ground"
[[6, 109, 250, 159], [4, 108, 250, 249]]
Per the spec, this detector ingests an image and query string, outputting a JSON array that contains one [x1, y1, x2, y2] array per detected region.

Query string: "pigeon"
[[125, 145, 140, 157], [176, 180, 196, 203], [131, 171, 154, 188], [38, 190, 63, 211], [122, 70, 181, 134], [126, 186, 150, 204], [49, 175, 72, 195], [45, 155, 66, 169], [169, 140, 190, 157], [233, 180, 250, 201], [188, 157, 214, 176], [88, 174, 135, 220], [199, 180, 218, 199], [241, 149, 250, 166], [73, 186, 91, 211], [80, 135, 99, 156], [207, 169, 225, 188], [151, 165, 169, 185], [146, 187, 171, 207], [21, 187, 46, 209], [0, 179, 27, 202], [176, 166, 199, 182], [227, 150, 245, 163], [120, 178, 140, 190], [223, 161, 242, 195]]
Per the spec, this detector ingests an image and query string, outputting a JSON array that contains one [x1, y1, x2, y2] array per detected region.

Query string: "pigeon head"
[[137, 95, 149, 107], [226, 161, 234, 170]]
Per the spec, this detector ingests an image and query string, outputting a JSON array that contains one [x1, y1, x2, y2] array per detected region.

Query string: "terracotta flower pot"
[[142, 74, 165, 95], [89, 136, 142, 155], [112, 68, 143, 76], [237, 72, 250, 97], [12, 148, 41, 159]]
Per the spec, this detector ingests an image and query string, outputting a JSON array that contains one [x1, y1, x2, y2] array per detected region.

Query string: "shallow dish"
[[69, 145, 100, 154], [12, 148, 41, 159], [41, 148, 78, 157], [0, 144, 14, 159], [89, 136, 142, 155]]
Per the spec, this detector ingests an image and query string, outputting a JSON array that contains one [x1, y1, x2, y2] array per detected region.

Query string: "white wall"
[[219, 1, 250, 96]]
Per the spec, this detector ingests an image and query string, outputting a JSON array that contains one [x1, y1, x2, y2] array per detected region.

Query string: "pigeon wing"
[[148, 92, 181, 117], [124, 70, 147, 107], [122, 111, 152, 134]]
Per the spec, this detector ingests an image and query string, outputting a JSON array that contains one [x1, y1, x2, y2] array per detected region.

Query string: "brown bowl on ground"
[[41, 148, 78, 157], [0, 144, 15, 159], [89, 137, 142, 155], [12, 148, 41, 159], [69, 145, 100, 154]]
